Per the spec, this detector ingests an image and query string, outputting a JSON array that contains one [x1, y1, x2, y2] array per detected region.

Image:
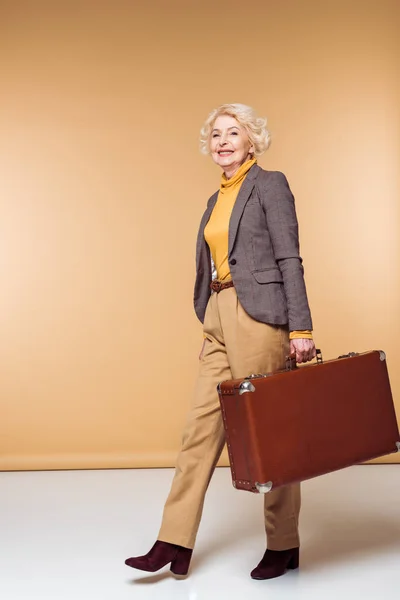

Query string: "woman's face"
[[209, 114, 254, 174]]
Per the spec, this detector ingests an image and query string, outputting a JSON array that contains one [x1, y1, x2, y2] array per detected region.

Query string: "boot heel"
[[170, 547, 192, 576], [288, 550, 299, 570]]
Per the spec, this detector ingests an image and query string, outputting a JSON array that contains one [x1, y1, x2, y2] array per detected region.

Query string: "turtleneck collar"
[[220, 157, 257, 192]]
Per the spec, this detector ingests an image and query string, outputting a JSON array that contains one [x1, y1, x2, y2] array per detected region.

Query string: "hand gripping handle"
[[285, 348, 323, 370]]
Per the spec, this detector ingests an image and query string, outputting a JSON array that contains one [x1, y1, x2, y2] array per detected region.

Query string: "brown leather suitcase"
[[217, 350, 400, 493]]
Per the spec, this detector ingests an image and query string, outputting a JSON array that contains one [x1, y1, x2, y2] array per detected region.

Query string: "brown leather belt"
[[210, 280, 234, 293]]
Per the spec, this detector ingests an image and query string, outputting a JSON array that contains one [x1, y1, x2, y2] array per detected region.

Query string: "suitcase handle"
[[285, 348, 323, 370]]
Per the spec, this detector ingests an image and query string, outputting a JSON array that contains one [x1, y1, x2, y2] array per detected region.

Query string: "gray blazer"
[[194, 163, 313, 332]]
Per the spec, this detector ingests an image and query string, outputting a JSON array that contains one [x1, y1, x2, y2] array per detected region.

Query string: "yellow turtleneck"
[[204, 158, 312, 341], [204, 158, 256, 282]]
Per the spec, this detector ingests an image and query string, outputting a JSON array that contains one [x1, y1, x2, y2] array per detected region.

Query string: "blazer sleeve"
[[258, 171, 313, 332]]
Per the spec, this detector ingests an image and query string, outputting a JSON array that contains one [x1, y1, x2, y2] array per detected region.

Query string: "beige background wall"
[[0, 0, 399, 470]]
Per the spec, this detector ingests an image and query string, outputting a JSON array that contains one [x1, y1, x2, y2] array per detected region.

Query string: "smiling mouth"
[[218, 150, 234, 156]]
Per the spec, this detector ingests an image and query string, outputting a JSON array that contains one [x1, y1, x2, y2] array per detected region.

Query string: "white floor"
[[1, 466, 399, 600]]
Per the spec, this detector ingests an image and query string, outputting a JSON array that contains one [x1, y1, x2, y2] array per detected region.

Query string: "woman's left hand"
[[290, 338, 316, 364]]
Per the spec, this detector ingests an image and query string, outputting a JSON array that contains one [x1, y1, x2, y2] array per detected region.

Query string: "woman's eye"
[[230, 131, 238, 135], [212, 133, 220, 138]]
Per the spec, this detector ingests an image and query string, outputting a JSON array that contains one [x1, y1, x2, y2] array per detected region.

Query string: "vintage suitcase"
[[217, 350, 400, 493]]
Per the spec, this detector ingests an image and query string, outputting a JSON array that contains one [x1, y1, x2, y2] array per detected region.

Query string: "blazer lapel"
[[228, 163, 261, 256], [195, 190, 219, 273]]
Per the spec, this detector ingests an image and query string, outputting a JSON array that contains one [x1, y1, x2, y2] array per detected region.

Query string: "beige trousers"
[[158, 286, 300, 550]]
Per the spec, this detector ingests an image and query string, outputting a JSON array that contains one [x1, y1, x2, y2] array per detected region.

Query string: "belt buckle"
[[213, 280, 222, 293]]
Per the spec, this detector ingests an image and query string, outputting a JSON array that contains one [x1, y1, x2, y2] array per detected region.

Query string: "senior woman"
[[125, 104, 316, 580]]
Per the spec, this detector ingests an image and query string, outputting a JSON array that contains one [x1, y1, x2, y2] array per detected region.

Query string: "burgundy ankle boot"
[[125, 540, 193, 576], [250, 547, 299, 580]]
